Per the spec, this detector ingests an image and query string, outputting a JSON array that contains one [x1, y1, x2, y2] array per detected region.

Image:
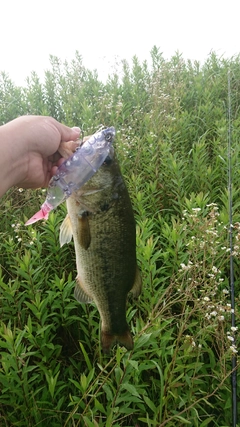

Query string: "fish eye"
[[105, 132, 112, 142]]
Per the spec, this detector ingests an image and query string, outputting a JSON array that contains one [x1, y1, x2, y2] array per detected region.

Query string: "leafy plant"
[[0, 50, 239, 426]]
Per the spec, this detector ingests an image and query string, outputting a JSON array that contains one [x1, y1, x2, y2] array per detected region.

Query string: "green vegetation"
[[0, 47, 240, 426]]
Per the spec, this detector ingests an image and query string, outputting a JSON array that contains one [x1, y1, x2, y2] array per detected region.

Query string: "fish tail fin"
[[25, 208, 49, 225], [101, 329, 134, 354], [25, 202, 53, 225]]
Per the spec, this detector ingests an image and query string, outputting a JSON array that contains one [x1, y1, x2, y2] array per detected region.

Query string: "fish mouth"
[[80, 126, 116, 150]]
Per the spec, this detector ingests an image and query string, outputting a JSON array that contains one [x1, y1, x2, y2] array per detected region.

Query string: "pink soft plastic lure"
[[25, 127, 115, 225]]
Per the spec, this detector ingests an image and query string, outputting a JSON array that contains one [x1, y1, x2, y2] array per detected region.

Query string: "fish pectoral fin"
[[74, 276, 93, 303], [77, 214, 91, 250], [80, 187, 102, 196], [59, 214, 73, 247], [129, 266, 142, 298]]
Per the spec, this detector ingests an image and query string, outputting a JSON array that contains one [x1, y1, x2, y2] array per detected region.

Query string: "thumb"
[[57, 123, 81, 142]]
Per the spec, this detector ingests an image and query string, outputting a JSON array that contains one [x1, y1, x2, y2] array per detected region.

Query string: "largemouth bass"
[[25, 127, 114, 225], [60, 137, 142, 353]]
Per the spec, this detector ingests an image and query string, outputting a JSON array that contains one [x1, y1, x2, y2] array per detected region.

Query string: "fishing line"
[[227, 69, 237, 427]]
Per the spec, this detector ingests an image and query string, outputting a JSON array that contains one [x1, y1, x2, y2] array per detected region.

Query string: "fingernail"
[[72, 126, 81, 133]]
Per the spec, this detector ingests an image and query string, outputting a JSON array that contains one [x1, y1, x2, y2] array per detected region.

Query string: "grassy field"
[[0, 48, 239, 426]]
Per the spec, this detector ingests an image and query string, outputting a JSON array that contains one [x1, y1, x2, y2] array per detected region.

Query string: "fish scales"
[[60, 145, 142, 353]]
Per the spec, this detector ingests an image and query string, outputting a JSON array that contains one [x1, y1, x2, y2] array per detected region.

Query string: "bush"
[[0, 49, 239, 426]]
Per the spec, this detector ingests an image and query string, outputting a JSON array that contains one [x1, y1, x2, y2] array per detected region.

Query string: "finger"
[[55, 122, 81, 142], [51, 165, 59, 177], [51, 157, 67, 177], [58, 140, 80, 158]]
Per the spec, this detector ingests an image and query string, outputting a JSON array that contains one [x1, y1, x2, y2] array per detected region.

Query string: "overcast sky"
[[1, 0, 239, 86]]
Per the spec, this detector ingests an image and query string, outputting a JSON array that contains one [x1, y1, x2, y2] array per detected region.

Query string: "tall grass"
[[0, 48, 239, 426]]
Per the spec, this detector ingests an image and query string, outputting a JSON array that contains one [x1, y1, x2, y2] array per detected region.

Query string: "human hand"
[[0, 115, 81, 196]]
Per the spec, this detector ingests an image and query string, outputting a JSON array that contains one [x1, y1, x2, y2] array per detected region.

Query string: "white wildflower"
[[206, 203, 218, 207], [206, 230, 218, 236], [230, 345, 238, 354], [180, 262, 192, 271], [210, 311, 217, 317]]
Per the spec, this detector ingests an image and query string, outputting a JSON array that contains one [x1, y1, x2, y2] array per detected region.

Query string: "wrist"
[[0, 121, 28, 196]]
